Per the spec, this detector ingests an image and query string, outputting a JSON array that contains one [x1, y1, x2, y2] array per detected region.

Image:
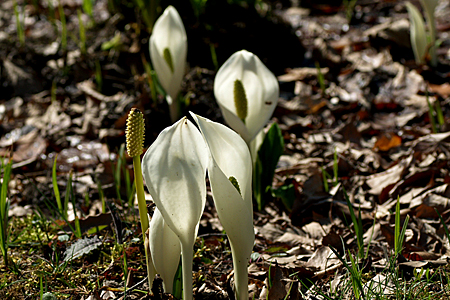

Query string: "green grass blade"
[[436, 208, 450, 244], [343, 188, 364, 259], [52, 155, 62, 214], [0, 158, 13, 266]]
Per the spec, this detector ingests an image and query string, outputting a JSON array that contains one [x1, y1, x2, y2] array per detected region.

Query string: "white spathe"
[[149, 5, 187, 122], [148, 208, 181, 293], [192, 113, 254, 300], [214, 50, 279, 144], [142, 117, 208, 300]]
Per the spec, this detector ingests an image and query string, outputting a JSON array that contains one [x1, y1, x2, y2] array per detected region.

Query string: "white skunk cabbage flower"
[[142, 113, 255, 299], [406, 2, 428, 65], [419, 0, 438, 67], [142, 117, 208, 300], [148, 208, 181, 293], [192, 113, 254, 300], [149, 6, 187, 123], [214, 50, 279, 145]]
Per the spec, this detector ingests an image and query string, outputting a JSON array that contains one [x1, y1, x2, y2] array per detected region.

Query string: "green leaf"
[[270, 183, 296, 212], [254, 123, 284, 211]]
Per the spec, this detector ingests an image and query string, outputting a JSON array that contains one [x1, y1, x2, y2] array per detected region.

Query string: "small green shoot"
[[0, 158, 13, 267], [52, 155, 63, 217], [434, 100, 445, 131], [321, 167, 330, 193], [82, 0, 94, 18], [343, 0, 358, 23], [132, 0, 155, 31], [122, 244, 128, 281], [172, 260, 183, 299], [95, 60, 102, 92], [270, 183, 296, 212], [394, 196, 409, 257], [47, 0, 55, 21], [77, 9, 86, 55], [101, 32, 122, 51], [141, 54, 158, 105], [209, 43, 219, 71], [13, 0, 25, 46], [343, 188, 365, 259], [315, 61, 326, 96], [254, 123, 284, 211], [330, 247, 365, 300], [436, 208, 450, 244], [112, 143, 130, 205]]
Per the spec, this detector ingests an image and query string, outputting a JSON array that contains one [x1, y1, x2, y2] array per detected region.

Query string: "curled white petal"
[[148, 208, 181, 293]]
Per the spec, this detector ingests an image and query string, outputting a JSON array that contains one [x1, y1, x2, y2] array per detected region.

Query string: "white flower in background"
[[149, 6, 187, 122], [142, 113, 254, 300], [214, 50, 279, 145]]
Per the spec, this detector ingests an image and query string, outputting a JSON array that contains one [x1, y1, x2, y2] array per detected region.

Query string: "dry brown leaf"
[[374, 133, 402, 151], [429, 82, 450, 98], [278, 67, 329, 82], [366, 156, 412, 196]]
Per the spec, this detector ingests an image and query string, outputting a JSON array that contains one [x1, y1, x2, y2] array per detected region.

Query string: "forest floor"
[[1, 0, 450, 299]]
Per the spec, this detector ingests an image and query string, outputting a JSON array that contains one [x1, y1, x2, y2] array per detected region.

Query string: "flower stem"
[[133, 155, 153, 290], [181, 242, 194, 300], [133, 156, 149, 234], [230, 242, 249, 300]]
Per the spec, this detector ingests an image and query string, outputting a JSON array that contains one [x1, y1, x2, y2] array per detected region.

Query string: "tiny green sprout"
[[233, 79, 248, 123], [229, 176, 241, 195], [126, 108, 145, 158], [163, 48, 174, 74]]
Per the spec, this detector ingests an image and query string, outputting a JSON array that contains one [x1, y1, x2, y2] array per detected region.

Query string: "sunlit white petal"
[[214, 50, 279, 143], [191, 113, 254, 300], [142, 117, 208, 300], [149, 6, 187, 121]]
